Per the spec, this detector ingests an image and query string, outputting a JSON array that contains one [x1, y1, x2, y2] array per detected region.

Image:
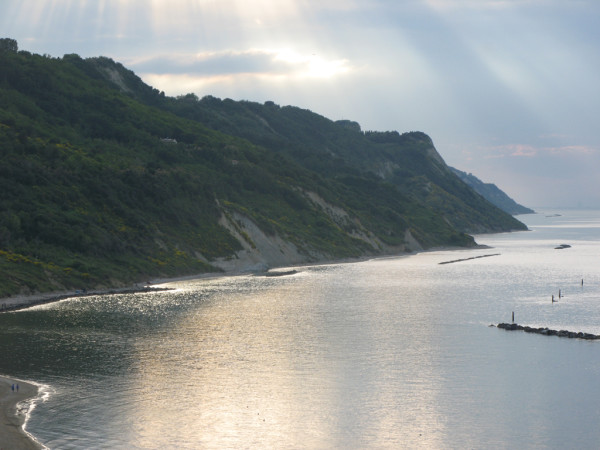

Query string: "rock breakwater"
[[496, 323, 600, 340]]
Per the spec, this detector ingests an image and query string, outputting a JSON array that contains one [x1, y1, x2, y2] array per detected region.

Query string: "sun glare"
[[306, 56, 350, 78], [273, 49, 350, 78]]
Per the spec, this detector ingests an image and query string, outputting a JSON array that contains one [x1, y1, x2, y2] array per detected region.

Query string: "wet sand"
[[0, 376, 43, 449]]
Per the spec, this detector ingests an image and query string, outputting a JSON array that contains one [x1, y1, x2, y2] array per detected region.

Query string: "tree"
[[0, 38, 18, 53]]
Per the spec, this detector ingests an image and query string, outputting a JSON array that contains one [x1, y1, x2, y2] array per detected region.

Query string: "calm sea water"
[[2, 210, 600, 449]]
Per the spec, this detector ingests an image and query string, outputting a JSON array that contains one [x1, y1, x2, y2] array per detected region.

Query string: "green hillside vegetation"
[[116, 81, 525, 234], [0, 39, 525, 297]]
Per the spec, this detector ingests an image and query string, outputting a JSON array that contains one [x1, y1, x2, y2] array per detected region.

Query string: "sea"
[[2, 209, 600, 449]]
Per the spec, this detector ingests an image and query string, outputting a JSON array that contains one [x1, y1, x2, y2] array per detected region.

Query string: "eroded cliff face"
[[215, 211, 311, 273], [211, 191, 425, 273]]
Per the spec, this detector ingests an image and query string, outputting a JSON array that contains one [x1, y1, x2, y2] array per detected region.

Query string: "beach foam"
[[0, 375, 48, 449]]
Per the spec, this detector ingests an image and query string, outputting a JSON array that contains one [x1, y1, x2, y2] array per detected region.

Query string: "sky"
[[2, 0, 600, 209]]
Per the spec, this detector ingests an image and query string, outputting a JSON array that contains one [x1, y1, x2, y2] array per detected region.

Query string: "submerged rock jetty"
[[497, 323, 600, 340], [439, 253, 500, 265]]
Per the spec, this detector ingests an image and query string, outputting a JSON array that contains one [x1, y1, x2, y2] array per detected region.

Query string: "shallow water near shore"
[[2, 210, 600, 448]]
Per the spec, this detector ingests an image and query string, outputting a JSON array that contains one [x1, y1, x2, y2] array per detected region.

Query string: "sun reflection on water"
[[8, 211, 600, 448]]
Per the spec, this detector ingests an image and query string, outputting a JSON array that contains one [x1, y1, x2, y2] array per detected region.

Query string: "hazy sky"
[[3, 0, 600, 208]]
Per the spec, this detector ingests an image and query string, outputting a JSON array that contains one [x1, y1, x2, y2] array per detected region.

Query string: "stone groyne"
[[438, 253, 500, 265], [497, 323, 600, 340]]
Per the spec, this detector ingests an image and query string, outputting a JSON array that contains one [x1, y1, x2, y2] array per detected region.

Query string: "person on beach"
[[11, 384, 14, 392], [16, 384, 19, 392]]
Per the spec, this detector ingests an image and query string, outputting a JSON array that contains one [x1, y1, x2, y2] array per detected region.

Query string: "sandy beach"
[[0, 376, 43, 449]]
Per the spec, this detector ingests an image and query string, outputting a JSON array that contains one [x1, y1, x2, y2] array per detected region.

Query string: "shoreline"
[[0, 244, 493, 314], [0, 285, 172, 313], [0, 376, 45, 449], [0, 243, 495, 448]]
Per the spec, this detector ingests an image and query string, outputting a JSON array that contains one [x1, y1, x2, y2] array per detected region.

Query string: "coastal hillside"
[[90, 63, 527, 234], [0, 39, 526, 297], [450, 168, 535, 215]]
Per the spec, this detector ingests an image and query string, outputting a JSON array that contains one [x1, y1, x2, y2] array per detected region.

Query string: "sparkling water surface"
[[2, 210, 600, 448]]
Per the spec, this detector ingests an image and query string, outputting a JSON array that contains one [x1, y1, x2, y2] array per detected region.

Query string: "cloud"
[[482, 143, 598, 159], [509, 145, 538, 157], [130, 51, 278, 76], [128, 49, 353, 93]]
